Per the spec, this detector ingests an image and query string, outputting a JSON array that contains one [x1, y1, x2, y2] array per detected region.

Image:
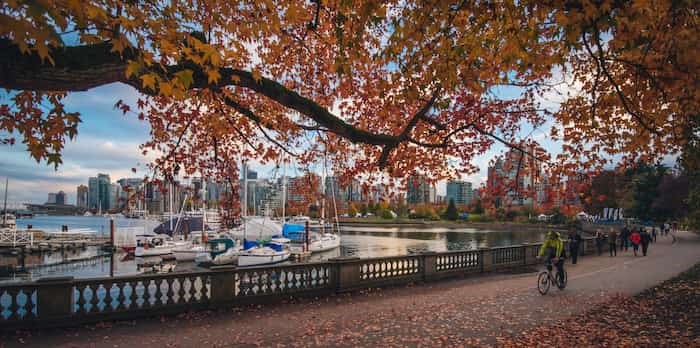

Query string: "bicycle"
[[537, 258, 567, 295]]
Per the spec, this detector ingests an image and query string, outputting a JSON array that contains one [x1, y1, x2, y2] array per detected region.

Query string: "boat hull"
[[173, 247, 204, 261], [309, 234, 341, 253], [237, 251, 290, 267], [135, 246, 173, 257]]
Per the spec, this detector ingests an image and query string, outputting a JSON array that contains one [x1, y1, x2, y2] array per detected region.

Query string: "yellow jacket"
[[538, 232, 564, 258]]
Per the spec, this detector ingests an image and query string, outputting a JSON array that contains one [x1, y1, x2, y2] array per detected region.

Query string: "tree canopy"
[[1, 0, 697, 189]]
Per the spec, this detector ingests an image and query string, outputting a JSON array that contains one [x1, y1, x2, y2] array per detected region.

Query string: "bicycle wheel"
[[537, 271, 550, 295], [556, 270, 568, 290]]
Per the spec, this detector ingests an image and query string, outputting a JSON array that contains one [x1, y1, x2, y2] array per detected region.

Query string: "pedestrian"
[[670, 222, 678, 243], [568, 229, 582, 265], [630, 228, 641, 256], [641, 228, 651, 256], [620, 226, 630, 251], [651, 226, 658, 243], [595, 229, 605, 256], [608, 227, 618, 257]]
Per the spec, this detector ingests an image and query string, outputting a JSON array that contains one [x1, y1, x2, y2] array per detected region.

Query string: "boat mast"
[[281, 158, 286, 222], [169, 178, 173, 232], [2, 177, 8, 225], [320, 165, 326, 235], [242, 161, 247, 241]]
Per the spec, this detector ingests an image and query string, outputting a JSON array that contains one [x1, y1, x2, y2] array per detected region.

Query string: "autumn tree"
[[1, 0, 697, 212]]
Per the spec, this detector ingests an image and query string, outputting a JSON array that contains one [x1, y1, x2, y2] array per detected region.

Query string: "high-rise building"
[[407, 175, 433, 205], [46, 191, 66, 205], [77, 185, 88, 208], [97, 173, 111, 211], [324, 177, 348, 209], [486, 144, 547, 207], [117, 178, 142, 211], [346, 179, 363, 202], [55, 191, 66, 205], [109, 183, 120, 211], [88, 177, 99, 210], [205, 179, 223, 204], [446, 181, 473, 205], [144, 182, 162, 215]]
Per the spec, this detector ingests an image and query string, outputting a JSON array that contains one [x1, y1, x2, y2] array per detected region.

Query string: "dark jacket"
[[568, 233, 582, 250]]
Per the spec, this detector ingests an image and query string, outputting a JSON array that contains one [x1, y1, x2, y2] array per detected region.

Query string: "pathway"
[[3, 231, 699, 347]]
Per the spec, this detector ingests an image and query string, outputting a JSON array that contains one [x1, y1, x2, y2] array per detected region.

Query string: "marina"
[[0, 215, 549, 283]]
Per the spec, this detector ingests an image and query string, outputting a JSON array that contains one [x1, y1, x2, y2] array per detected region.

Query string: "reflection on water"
[[338, 226, 547, 258], [1, 225, 548, 282]]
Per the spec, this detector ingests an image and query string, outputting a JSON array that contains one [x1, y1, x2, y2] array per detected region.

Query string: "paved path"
[[3, 232, 699, 347]]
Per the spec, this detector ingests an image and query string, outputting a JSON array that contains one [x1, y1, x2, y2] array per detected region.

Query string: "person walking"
[[641, 228, 651, 256], [651, 226, 658, 243], [670, 222, 678, 243], [568, 229, 582, 265], [620, 226, 630, 252], [595, 229, 605, 256], [608, 228, 618, 256], [630, 228, 641, 256]]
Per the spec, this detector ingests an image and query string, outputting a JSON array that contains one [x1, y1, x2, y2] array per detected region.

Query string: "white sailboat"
[[237, 162, 290, 266], [174, 199, 209, 262], [237, 241, 290, 266], [134, 234, 178, 257]]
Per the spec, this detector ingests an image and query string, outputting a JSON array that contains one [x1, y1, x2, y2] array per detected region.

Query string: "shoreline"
[[339, 220, 568, 231]]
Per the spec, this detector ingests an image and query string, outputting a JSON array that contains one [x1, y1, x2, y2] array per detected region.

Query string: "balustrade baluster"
[[188, 277, 198, 302], [165, 278, 175, 306], [130, 281, 140, 309], [102, 283, 113, 312], [176, 278, 186, 304], [8, 289, 20, 320], [154, 279, 164, 307], [89, 285, 100, 314]]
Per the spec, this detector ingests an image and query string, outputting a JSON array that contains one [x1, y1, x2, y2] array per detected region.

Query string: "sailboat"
[[237, 162, 291, 266], [1, 178, 17, 230], [174, 204, 209, 262], [284, 160, 341, 254]]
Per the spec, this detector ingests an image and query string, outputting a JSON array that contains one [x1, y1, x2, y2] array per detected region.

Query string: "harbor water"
[[1, 216, 550, 283]]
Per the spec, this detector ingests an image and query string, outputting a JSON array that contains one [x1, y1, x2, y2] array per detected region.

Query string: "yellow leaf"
[[159, 80, 173, 97], [207, 68, 221, 84], [125, 61, 140, 78], [175, 69, 194, 88], [140, 74, 157, 90], [251, 69, 262, 82]]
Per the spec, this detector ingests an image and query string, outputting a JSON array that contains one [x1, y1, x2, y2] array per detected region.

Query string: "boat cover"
[[282, 223, 306, 240]]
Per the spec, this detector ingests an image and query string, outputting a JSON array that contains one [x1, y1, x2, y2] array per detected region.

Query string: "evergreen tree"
[[472, 199, 484, 214], [445, 199, 459, 220]]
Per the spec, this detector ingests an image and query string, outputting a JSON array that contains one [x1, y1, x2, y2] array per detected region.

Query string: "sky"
[[0, 83, 154, 205], [0, 74, 571, 206]]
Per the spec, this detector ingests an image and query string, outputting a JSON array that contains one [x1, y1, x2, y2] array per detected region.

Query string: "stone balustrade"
[[0, 237, 603, 329]]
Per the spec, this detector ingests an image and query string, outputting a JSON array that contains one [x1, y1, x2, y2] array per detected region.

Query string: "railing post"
[[421, 252, 437, 281], [480, 248, 492, 272], [209, 266, 236, 306], [330, 257, 360, 292], [522, 243, 532, 266], [36, 276, 74, 321]]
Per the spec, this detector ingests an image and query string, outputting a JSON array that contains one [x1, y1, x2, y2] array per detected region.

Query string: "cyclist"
[[537, 231, 565, 282]]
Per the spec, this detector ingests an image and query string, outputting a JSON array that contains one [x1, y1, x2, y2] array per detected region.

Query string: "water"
[[1, 216, 550, 283], [337, 225, 547, 258], [16, 215, 161, 235]]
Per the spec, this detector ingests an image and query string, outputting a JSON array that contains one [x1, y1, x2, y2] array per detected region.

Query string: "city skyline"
[[0, 85, 560, 206]]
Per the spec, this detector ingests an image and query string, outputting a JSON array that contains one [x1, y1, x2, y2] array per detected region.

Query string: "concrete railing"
[[0, 237, 602, 329]]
